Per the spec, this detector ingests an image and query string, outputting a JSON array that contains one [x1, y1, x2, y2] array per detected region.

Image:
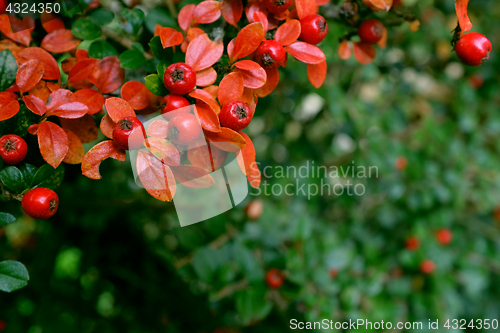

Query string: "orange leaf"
[[63, 129, 85, 164], [159, 27, 184, 48], [255, 67, 279, 97], [90, 56, 125, 94], [196, 101, 221, 133], [100, 114, 116, 139], [187, 139, 228, 172], [41, 13, 65, 33], [189, 89, 221, 114], [0, 39, 24, 57], [178, 4, 196, 31], [24, 95, 46, 116], [196, 67, 218, 87], [29, 80, 51, 104], [231, 22, 266, 62], [307, 60, 327, 88], [0, 15, 33, 47], [204, 127, 247, 152], [37, 121, 69, 168], [233, 60, 267, 89], [70, 89, 104, 115], [171, 165, 215, 189], [48, 102, 89, 119], [193, 1, 222, 25], [61, 57, 77, 74], [60, 115, 99, 143], [144, 137, 181, 166], [218, 72, 244, 106], [275, 19, 301, 46], [0, 93, 20, 121], [221, 0, 243, 26], [456, 0, 472, 35], [82, 140, 126, 180], [146, 119, 169, 138], [121, 81, 150, 111], [105, 97, 136, 123], [295, 0, 318, 19], [17, 47, 61, 81], [240, 88, 258, 112], [353, 42, 376, 65], [362, 0, 392, 11], [338, 41, 352, 60], [185, 34, 224, 71], [41, 29, 81, 53], [253, 11, 268, 32], [16, 59, 44, 93], [237, 131, 261, 188], [204, 85, 219, 99], [68, 58, 98, 83], [377, 27, 388, 49], [284, 42, 326, 64], [136, 150, 176, 202]]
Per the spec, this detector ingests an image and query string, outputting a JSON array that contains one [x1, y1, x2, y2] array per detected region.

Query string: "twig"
[[163, 0, 178, 19], [102, 27, 153, 60], [211, 279, 248, 301]]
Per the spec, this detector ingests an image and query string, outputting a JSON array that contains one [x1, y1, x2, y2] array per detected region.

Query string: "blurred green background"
[[1, 0, 500, 332]]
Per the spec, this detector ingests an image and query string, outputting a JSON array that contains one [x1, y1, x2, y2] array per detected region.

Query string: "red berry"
[[358, 19, 384, 44], [299, 14, 328, 45], [395, 156, 408, 171], [254, 40, 287, 69], [22, 188, 59, 220], [329, 268, 338, 279], [167, 114, 201, 145], [264, 0, 291, 14], [455, 32, 492, 66], [164, 62, 196, 95], [161, 95, 192, 120], [405, 236, 420, 251], [0, 135, 28, 165], [435, 228, 452, 246], [245, 199, 263, 220], [265, 268, 284, 288], [219, 101, 254, 131], [112, 117, 146, 150], [419, 260, 435, 274]]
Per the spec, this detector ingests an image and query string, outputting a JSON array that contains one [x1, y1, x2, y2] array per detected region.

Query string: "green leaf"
[[131, 42, 145, 53], [90, 9, 114, 25], [88, 40, 118, 59], [144, 8, 175, 34], [192, 248, 220, 282], [119, 50, 146, 70], [0, 166, 26, 193], [0, 105, 40, 138], [32, 164, 65, 190], [0, 49, 18, 91], [145, 58, 159, 73], [149, 36, 174, 61], [119, 8, 145, 35], [62, 0, 87, 17], [235, 287, 272, 325], [145, 74, 169, 96], [18, 164, 37, 187], [72, 19, 102, 40], [0, 260, 29, 293], [0, 212, 16, 227], [157, 61, 169, 83]]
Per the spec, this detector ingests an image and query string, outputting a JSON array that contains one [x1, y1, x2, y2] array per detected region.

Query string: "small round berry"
[[164, 62, 197, 95], [329, 268, 338, 279], [161, 95, 192, 120], [265, 268, 284, 288], [264, 0, 292, 14], [395, 156, 408, 171], [455, 32, 492, 66], [219, 101, 254, 131], [254, 40, 287, 69], [358, 19, 384, 44], [405, 236, 420, 251], [245, 199, 263, 220], [22, 188, 59, 220], [435, 228, 453, 246], [168, 114, 202, 145], [420, 260, 435, 274], [112, 117, 146, 150], [0, 135, 28, 165], [299, 14, 329, 45]]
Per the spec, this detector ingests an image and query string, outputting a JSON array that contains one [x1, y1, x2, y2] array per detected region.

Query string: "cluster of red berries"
[[405, 228, 453, 274], [455, 32, 492, 67], [0, 135, 59, 220]]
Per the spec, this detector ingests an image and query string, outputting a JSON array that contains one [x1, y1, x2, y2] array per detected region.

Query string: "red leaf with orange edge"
[[49, 102, 88, 119], [233, 60, 267, 89], [231, 22, 266, 62], [159, 27, 184, 48], [204, 127, 247, 152], [76, 49, 89, 60], [196, 101, 221, 133], [0, 91, 18, 100], [146, 119, 169, 138], [295, 0, 318, 19], [221, 0, 243, 26], [29, 80, 51, 103], [171, 165, 215, 189], [255, 67, 279, 97], [189, 89, 221, 114], [185, 34, 224, 71], [188, 139, 228, 172], [100, 114, 115, 139], [121, 81, 150, 111], [316, 0, 330, 5], [46, 89, 71, 113], [0, 93, 20, 121], [307, 60, 327, 88], [40, 13, 65, 33], [193, 1, 222, 24], [38, 121, 69, 168], [456, 0, 472, 35], [24, 95, 46, 116], [284, 42, 326, 64], [62, 129, 85, 164], [144, 137, 180, 166], [218, 72, 244, 106], [0, 15, 33, 47], [17, 47, 61, 81], [28, 124, 39, 135], [0, 39, 24, 57], [237, 131, 261, 188], [275, 19, 301, 46], [67, 58, 98, 85], [196, 67, 218, 87], [353, 42, 376, 64], [60, 115, 98, 143], [16, 59, 44, 93], [338, 41, 352, 59], [70, 89, 104, 115], [178, 4, 196, 31], [105, 97, 136, 123], [253, 12, 268, 32], [41, 29, 81, 53], [136, 150, 176, 201], [90, 56, 125, 94], [82, 140, 126, 180]]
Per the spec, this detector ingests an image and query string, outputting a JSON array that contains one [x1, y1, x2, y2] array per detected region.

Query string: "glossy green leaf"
[[32, 164, 65, 190], [119, 50, 146, 70], [90, 9, 114, 25], [0, 212, 16, 227], [18, 163, 37, 187], [119, 8, 145, 35], [145, 74, 168, 96], [0, 261, 29, 293], [0, 166, 26, 193], [149, 36, 174, 61], [144, 8, 175, 34], [88, 40, 118, 59], [72, 19, 102, 40], [0, 49, 18, 91], [235, 288, 272, 325], [0, 105, 39, 138]]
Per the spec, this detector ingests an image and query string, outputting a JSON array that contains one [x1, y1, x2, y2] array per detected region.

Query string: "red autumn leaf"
[[0, 93, 20, 121], [16, 59, 44, 93], [41, 12, 65, 33], [60, 115, 99, 143], [146, 119, 169, 138], [0, 15, 33, 47], [353, 42, 376, 65], [456, 0, 472, 35], [377, 27, 388, 49], [136, 150, 176, 202], [362, 0, 392, 11], [178, 4, 196, 31], [193, 1, 222, 25], [196, 101, 221, 133], [0, 91, 18, 100], [37, 121, 69, 168], [68, 58, 98, 83], [62, 129, 85, 164], [203, 85, 219, 99], [82, 140, 126, 180], [47, 82, 60, 92], [29, 81, 51, 104], [338, 41, 352, 60], [100, 114, 116, 139], [61, 57, 77, 74], [275, 19, 301, 46], [233, 60, 267, 89], [70, 89, 104, 115], [255, 67, 279, 97], [187, 139, 228, 172], [171, 165, 215, 189], [231, 22, 266, 62], [237, 131, 261, 188], [17, 47, 61, 81], [41, 29, 81, 53], [241, 88, 258, 112], [221, 0, 243, 26], [105, 97, 137, 123], [204, 127, 247, 152], [316, 0, 330, 5], [160, 27, 184, 48], [189, 89, 221, 114], [121, 81, 150, 111], [218, 72, 244, 106], [253, 11, 268, 32], [284, 42, 326, 64], [196, 67, 218, 87], [46, 89, 72, 114], [295, 0, 318, 19], [185, 34, 224, 71], [144, 137, 181, 166], [76, 49, 89, 60], [28, 124, 39, 135], [49, 102, 89, 119], [24, 95, 46, 116], [245, 2, 267, 23], [0, 39, 24, 57], [307, 60, 327, 88], [90, 56, 125, 94]]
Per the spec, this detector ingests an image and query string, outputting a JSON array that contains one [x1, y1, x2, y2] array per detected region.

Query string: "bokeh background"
[[1, 0, 500, 332]]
